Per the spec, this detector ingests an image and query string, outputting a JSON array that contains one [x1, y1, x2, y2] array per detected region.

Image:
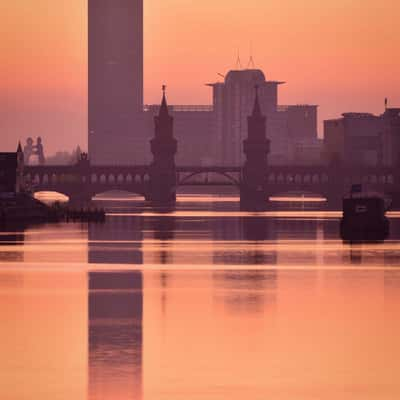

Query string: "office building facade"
[[323, 108, 400, 167], [88, 0, 146, 165]]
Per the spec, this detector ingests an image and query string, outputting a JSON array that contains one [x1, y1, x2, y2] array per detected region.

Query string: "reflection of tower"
[[88, 216, 143, 265], [0, 225, 25, 262], [89, 271, 143, 400], [240, 86, 270, 210], [88, 0, 145, 165], [213, 270, 277, 314], [212, 215, 277, 266], [241, 216, 278, 265], [148, 88, 177, 203], [150, 213, 176, 265]]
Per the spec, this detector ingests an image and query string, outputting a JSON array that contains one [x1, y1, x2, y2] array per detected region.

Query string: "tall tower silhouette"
[[148, 87, 178, 203], [240, 86, 270, 210], [88, 0, 144, 165]]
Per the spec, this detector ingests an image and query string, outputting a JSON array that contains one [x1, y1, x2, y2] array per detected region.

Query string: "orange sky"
[[1, 0, 399, 154]]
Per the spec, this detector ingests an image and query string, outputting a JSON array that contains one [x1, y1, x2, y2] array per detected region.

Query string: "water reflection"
[[2, 197, 400, 400], [89, 216, 143, 265], [213, 270, 277, 314], [0, 225, 25, 262], [146, 212, 176, 265], [89, 271, 143, 400]]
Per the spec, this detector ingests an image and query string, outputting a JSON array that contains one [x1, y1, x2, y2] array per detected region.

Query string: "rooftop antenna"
[[385, 97, 388, 110], [235, 49, 242, 70], [247, 42, 255, 69]]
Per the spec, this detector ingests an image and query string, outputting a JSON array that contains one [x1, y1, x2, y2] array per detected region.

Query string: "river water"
[[1, 195, 400, 400]]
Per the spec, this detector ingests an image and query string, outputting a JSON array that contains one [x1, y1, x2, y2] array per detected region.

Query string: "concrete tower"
[[88, 0, 145, 165]]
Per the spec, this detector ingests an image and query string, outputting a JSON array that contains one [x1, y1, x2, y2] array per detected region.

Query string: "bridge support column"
[[68, 191, 93, 207], [147, 87, 177, 205], [324, 164, 346, 211], [240, 86, 270, 211], [324, 191, 342, 211]]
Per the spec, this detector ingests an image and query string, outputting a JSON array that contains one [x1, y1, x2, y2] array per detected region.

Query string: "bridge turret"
[[16, 141, 25, 193], [240, 86, 270, 210], [148, 86, 177, 203], [70, 152, 92, 203]]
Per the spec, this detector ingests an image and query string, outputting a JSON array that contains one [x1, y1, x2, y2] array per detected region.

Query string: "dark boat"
[[340, 185, 390, 242]]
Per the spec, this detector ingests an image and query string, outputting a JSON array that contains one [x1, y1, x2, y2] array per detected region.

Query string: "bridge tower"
[[240, 86, 270, 210], [69, 152, 93, 205], [147, 86, 177, 203]]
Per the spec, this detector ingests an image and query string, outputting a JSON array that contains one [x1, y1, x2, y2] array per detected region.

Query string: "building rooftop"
[[206, 68, 284, 87], [277, 105, 318, 112], [144, 104, 213, 113], [342, 112, 376, 118]]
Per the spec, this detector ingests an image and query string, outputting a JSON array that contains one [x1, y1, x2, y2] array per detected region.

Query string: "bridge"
[[23, 88, 400, 209], [25, 162, 400, 208]]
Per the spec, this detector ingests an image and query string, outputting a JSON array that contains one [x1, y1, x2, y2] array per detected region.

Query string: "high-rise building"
[[323, 108, 400, 167], [208, 69, 283, 165], [207, 69, 319, 165], [88, 0, 146, 165], [146, 68, 319, 166]]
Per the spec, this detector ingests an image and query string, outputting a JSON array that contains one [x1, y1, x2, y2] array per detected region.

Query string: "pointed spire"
[[17, 141, 22, 153], [247, 42, 255, 69], [252, 85, 262, 117], [159, 84, 170, 118], [235, 49, 242, 70]]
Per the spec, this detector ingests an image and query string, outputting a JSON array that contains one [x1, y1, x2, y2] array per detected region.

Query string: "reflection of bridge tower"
[[240, 86, 270, 210], [148, 87, 177, 203]]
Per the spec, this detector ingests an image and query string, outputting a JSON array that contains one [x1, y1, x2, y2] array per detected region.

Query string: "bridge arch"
[[92, 190, 146, 200], [34, 191, 70, 203], [177, 170, 240, 187]]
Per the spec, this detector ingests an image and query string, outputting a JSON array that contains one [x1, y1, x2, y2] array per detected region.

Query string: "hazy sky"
[[1, 0, 399, 154]]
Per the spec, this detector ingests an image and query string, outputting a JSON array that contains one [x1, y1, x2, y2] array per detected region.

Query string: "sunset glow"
[[1, 0, 399, 153]]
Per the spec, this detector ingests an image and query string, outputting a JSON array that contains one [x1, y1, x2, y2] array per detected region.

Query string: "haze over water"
[[1, 195, 400, 399]]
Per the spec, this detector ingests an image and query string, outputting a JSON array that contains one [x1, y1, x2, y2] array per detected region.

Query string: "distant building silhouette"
[[146, 69, 319, 166], [145, 104, 214, 166], [88, 0, 146, 165], [87, 2, 319, 166], [0, 143, 24, 193], [323, 108, 400, 166], [207, 69, 319, 165]]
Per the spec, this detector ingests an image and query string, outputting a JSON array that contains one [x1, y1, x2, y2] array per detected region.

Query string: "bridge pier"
[[68, 191, 94, 207], [324, 194, 342, 211], [240, 185, 269, 211]]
